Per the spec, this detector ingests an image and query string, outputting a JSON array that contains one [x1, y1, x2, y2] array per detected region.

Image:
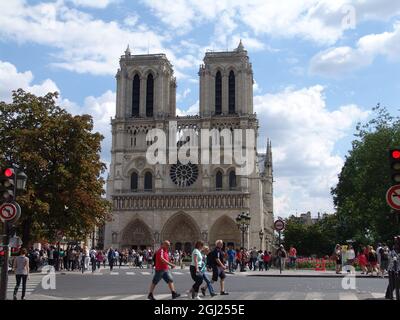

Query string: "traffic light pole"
[[0, 170, 17, 300], [0, 221, 10, 300]]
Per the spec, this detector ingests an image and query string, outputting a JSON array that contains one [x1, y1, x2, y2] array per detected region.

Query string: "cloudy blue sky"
[[1, 0, 399, 218]]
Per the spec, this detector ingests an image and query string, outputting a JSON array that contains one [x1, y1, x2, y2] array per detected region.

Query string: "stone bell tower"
[[199, 40, 254, 117]]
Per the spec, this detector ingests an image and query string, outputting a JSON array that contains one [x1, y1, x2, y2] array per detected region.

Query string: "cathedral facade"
[[104, 42, 274, 252]]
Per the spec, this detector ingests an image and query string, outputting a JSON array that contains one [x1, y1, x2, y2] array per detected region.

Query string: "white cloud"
[[177, 100, 199, 116], [0, 61, 59, 103], [254, 85, 370, 217], [176, 88, 191, 103], [310, 22, 400, 76], [0, 0, 167, 76], [68, 0, 118, 9], [142, 0, 400, 45], [0, 60, 114, 164]]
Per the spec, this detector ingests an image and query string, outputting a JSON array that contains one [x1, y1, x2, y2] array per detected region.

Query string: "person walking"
[[107, 247, 116, 271], [289, 246, 297, 269], [200, 246, 216, 298], [357, 249, 368, 274], [227, 246, 236, 273], [209, 240, 229, 296], [276, 245, 287, 270], [334, 244, 342, 274], [147, 240, 180, 300], [263, 251, 271, 271], [345, 245, 355, 272], [367, 246, 379, 276], [385, 236, 400, 300], [138, 253, 144, 269], [379, 245, 390, 278], [249, 247, 258, 271], [13, 248, 30, 300], [257, 250, 264, 271], [90, 248, 97, 273], [189, 241, 205, 299], [96, 250, 104, 270]]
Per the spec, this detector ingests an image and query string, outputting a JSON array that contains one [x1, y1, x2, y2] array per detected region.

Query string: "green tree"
[[0, 89, 111, 246], [331, 104, 400, 245], [283, 215, 338, 257]]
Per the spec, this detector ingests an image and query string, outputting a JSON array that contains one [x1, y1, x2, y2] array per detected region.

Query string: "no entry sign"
[[274, 219, 285, 231], [386, 185, 400, 211], [0, 203, 17, 221]]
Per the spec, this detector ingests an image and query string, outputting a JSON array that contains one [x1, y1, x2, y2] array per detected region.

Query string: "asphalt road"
[[7, 266, 389, 300]]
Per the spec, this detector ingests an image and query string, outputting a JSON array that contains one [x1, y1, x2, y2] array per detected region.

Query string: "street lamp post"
[[0, 168, 27, 300], [235, 212, 251, 272], [259, 229, 264, 251]]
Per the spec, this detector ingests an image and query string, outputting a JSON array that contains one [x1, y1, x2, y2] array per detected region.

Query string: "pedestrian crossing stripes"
[[79, 291, 386, 301], [80, 270, 234, 277], [7, 274, 44, 297]]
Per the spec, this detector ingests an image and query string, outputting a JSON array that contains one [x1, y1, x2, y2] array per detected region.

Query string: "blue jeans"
[[202, 272, 215, 295], [228, 260, 235, 272]]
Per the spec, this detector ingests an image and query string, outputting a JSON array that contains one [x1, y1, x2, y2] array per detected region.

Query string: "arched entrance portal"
[[121, 219, 153, 250], [209, 216, 241, 249], [161, 212, 201, 254]]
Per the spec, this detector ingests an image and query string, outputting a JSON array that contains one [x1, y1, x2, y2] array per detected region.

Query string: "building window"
[[130, 172, 138, 191], [228, 71, 235, 114], [144, 172, 153, 191], [216, 171, 223, 190], [229, 170, 237, 190], [146, 74, 154, 117], [132, 74, 140, 117], [215, 71, 222, 115]]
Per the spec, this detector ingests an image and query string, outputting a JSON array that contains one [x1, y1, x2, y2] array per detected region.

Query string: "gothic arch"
[[132, 74, 140, 117], [143, 68, 158, 79], [228, 168, 237, 190], [161, 212, 201, 253], [209, 215, 241, 248], [121, 219, 154, 249], [127, 69, 143, 79], [228, 70, 235, 114], [146, 73, 154, 117], [215, 70, 222, 115]]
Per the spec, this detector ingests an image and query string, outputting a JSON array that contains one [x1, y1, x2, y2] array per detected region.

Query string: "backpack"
[[380, 248, 389, 261], [206, 251, 216, 268]]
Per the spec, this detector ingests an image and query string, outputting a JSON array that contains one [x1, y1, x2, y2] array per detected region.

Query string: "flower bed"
[[293, 257, 361, 271]]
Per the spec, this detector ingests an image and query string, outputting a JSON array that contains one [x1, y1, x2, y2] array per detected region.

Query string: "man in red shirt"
[[147, 240, 180, 300]]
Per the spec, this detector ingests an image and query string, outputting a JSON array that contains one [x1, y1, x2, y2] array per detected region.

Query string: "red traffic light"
[[4, 168, 14, 177], [392, 150, 400, 159]]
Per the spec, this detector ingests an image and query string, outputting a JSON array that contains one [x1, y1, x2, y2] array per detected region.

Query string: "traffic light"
[[0, 167, 15, 202], [389, 148, 400, 184]]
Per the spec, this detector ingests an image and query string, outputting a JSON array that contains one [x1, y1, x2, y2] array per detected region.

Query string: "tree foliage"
[[331, 104, 400, 245], [0, 89, 111, 246], [283, 215, 338, 257]]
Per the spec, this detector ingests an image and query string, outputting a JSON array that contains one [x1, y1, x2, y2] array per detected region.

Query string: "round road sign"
[[386, 185, 400, 211], [0, 203, 17, 221], [274, 219, 285, 231]]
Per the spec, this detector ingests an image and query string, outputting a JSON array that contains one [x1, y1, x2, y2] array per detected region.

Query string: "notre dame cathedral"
[[104, 41, 274, 252]]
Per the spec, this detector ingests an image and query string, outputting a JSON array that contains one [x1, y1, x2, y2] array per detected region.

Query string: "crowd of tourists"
[[333, 243, 394, 277], [8, 236, 400, 300], [22, 245, 158, 273]]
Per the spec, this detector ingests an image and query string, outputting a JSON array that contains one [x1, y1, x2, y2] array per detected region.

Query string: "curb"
[[246, 273, 387, 279]]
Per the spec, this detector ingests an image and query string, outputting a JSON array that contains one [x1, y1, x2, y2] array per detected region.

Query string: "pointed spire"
[[236, 39, 245, 52], [125, 44, 131, 57], [265, 138, 273, 176]]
